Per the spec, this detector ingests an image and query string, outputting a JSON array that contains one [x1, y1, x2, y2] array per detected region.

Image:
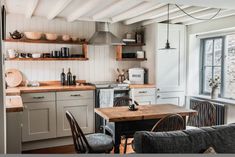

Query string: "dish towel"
[[99, 88, 114, 108]]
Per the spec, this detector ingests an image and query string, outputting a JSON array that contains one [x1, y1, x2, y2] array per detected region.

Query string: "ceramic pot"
[[211, 87, 219, 99]]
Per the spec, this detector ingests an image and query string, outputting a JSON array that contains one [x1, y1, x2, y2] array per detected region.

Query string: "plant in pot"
[[209, 76, 220, 99]]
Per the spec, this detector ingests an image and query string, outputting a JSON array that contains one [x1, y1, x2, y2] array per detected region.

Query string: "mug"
[[8, 49, 18, 58]]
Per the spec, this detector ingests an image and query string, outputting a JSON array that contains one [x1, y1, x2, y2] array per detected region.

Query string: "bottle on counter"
[[67, 68, 72, 86], [73, 75, 76, 85], [61, 68, 66, 86]]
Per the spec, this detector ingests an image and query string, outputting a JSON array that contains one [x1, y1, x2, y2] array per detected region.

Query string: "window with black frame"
[[201, 34, 235, 99], [201, 37, 224, 95]]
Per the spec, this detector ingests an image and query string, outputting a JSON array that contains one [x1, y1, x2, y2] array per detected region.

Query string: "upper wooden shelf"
[[3, 38, 88, 45], [123, 43, 145, 46], [5, 58, 89, 61]]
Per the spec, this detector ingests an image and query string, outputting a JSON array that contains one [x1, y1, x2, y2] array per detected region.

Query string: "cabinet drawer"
[[133, 88, 155, 96], [56, 91, 94, 100], [22, 92, 55, 103]]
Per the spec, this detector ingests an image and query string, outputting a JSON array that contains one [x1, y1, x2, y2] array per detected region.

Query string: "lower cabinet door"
[[57, 99, 94, 137], [135, 96, 156, 105], [156, 92, 185, 106], [22, 101, 56, 142]]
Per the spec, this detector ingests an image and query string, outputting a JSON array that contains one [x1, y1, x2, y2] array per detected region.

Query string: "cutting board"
[[5, 69, 23, 87]]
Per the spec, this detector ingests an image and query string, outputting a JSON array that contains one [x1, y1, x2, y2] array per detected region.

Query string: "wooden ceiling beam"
[[93, 0, 143, 20], [47, 0, 73, 20], [25, 0, 39, 18], [124, 5, 188, 25], [142, 6, 208, 26], [111, 1, 164, 23]]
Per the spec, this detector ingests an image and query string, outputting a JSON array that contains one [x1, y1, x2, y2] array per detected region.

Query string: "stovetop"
[[91, 81, 129, 90]]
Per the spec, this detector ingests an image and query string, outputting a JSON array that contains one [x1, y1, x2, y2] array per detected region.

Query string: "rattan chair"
[[66, 111, 113, 153], [104, 96, 139, 154], [187, 101, 216, 128], [151, 114, 185, 132]]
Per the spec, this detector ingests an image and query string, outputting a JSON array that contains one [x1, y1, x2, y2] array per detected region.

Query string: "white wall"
[[4, 14, 140, 82]]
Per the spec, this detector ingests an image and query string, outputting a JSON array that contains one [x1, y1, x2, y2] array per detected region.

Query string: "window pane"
[[224, 34, 235, 98], [203, 67, 212, 93], [214, 67, 221, 94], [214, 39, 222, 66], [204, 40, 213, 66]]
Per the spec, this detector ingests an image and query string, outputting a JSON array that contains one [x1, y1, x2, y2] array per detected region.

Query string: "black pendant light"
[[159, 4, 175, 50]]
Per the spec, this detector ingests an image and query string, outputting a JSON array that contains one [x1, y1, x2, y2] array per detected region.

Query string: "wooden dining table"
[[94, 104, 197, 153]]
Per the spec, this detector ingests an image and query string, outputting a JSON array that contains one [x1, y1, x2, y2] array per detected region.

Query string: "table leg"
[[113, 123, 121, 153]]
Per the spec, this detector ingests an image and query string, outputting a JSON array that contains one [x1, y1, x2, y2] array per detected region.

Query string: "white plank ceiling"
[[3, 0, 235, 26]]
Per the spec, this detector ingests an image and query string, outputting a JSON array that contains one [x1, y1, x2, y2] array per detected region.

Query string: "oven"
[[94, 82, 129, 133]]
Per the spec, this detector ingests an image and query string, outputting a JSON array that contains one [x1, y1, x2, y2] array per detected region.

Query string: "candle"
[[132, 88, 134, 105]]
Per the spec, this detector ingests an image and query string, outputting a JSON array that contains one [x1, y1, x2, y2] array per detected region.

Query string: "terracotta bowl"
[[24, 32, 42, 40]]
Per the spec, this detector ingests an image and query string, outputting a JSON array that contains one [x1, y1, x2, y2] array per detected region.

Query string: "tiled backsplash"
[[4, 14, 140, 82]]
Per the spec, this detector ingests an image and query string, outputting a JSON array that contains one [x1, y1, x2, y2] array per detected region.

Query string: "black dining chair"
[[187, 101, 216, 129], [66, 111, 114, 153], [151, 114, 185, 132], [103, 96, 139, 154]]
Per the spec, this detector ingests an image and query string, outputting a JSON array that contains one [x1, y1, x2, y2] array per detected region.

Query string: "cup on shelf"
[[32, 53, 41, 58], [8, 49, 18, 58], [61, 47, 70, 58], [51, 50, 61, 58], [26, 53, 32, 58]]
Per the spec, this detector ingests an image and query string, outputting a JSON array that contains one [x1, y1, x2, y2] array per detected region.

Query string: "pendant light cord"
[[167, 4, 169, 42], [175, 4, 221, 21]]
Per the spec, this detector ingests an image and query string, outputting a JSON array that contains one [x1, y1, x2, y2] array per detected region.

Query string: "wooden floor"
[[22, 139, 134, 154]]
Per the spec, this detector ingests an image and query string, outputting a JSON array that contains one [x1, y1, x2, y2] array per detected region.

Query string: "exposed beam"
[[93, 0, 143, 20], [25, 0, 39, 18], [171, 8, 225, 24], [67, 0, 102, 22], [47, 0, 73, 20], [142, 6, 208, 26], [111, 1, 165, 23], [184, 10, 235, 25], [124, 5, 188, 25]]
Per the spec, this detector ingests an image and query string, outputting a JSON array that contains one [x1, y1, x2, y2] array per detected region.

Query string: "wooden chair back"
[[113, 96, 139, 107], [187, 101, 216, 127], [66, 111, 91, 153], [151, 114, 185, 132]]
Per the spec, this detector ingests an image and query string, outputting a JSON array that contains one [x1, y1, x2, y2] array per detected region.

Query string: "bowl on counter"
[[45, 33, 58, 41], [62, 35, 71, 41], [32, 53, 41, 58], [71, 36, 78, 42], [24, 32, 42, 40]]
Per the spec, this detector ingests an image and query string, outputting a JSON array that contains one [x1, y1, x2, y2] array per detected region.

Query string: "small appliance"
[[128, 68, 145, 84]]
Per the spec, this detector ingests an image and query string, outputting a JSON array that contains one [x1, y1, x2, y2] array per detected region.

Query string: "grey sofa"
[[133, 124, 235, 153]]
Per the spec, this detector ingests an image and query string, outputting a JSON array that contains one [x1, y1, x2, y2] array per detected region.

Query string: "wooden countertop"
[[6, 96, 23, 112], [129, 84, 155, 88], [95, 104, 197, 122]]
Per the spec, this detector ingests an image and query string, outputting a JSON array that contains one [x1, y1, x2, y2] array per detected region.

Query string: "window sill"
[[191, 95, 235, 105]]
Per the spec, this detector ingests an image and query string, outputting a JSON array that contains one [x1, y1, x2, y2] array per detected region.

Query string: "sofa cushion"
[[133, 124, 235, 153]]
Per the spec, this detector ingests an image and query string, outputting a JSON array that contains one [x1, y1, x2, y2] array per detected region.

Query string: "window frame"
[[200, 36, 225, 96]]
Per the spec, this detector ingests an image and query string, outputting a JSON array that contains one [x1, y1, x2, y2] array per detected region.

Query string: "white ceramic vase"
[[211, 87, 219, 99]]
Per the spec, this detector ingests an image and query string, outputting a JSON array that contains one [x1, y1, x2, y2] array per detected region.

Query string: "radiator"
[[190, 98, 225, 125]]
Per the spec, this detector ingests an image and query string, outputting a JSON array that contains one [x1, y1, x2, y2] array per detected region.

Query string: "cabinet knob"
[[157, 95, 160, 98], [157, 88, 160, 91], [33, 96, 45, 99], [139, 91, 147, 94]]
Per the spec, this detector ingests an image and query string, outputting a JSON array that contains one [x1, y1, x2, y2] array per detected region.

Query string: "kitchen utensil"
[[5, 69, 23, 87], [8, 49, 18, 58], [62, 35, 70, 41], [26, 53, 32, 58], [32, 53, 41, 58], [61, 47, 70, 58], [51, 51, 61, 58], [19, 53, 26, 58], [24, 32, 42, 40], [116, 68, 126, 83], [45, 33, 58, 41], [9, 30, 24, 39], [136, 51, 145, 59]]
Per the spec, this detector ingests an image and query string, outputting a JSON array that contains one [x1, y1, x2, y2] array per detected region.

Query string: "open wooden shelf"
[[4, 38, 88, 45], [123, 43, 146, 46], [116, 58, 147, 61], [5, 58, 89, 61]]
